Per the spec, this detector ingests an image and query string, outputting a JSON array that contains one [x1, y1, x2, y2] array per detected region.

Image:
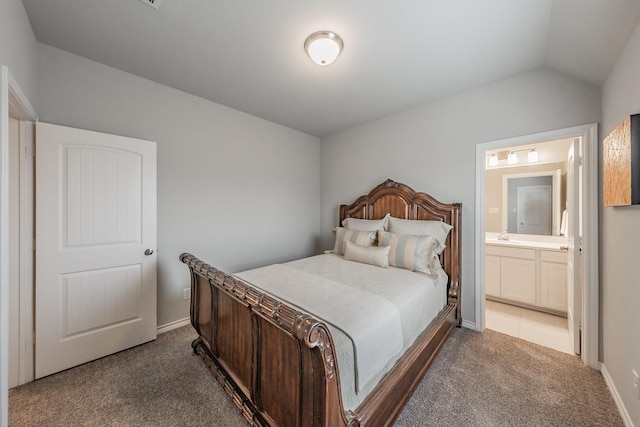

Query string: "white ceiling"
[[21, 0, 640, 137]]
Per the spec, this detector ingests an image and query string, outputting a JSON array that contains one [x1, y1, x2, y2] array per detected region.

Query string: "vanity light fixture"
[[486, 151, 510, 167], [488, 148, 542, 168], [304, 31, 344, 66]]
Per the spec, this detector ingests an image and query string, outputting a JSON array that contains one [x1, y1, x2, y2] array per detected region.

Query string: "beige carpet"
[[9, 326, 623, 426]]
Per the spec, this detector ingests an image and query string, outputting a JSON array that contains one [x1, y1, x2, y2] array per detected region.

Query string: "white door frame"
[[474, 123, 599, 369], [0, 66, 38, 427]]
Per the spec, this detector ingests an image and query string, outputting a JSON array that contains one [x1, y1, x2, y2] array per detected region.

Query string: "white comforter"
[[235, 263, 403, 391], [235, 253, 448, 410]]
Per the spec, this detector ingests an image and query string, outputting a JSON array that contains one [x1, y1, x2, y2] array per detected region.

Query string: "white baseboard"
[[601, 362, 635, 427], [461, 319, 477, 330], [156, 317, 190, 335]]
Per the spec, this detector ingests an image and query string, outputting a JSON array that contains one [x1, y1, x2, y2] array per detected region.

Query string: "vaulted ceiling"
[[22, 0, 640, 137]]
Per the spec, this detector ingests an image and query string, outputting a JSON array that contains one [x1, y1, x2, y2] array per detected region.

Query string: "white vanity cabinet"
[[485, 245, 536, 305], [485, 255, 502, 297], [539, 250, 568, 311], [485, 243, 567, 315]]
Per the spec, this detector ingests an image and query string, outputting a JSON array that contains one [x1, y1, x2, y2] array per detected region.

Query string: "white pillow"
[[332, 227, 377, 255], [378, 230, 442, 274], [344, 241, 390, 268], [387, 217, 453, 247], [341, 213, 390, 231]]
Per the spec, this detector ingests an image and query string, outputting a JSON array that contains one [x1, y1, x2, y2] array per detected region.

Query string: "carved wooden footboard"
[[181, 179, 462, 427], [182, 253, 353, 426]]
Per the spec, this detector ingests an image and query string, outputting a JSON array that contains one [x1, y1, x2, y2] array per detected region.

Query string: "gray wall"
[[37, 44, 321, 327], [0, 0, 39, 104], [320, 68, 600, 327], [7, 3, 637, 421], [601, 19, 640, 426]]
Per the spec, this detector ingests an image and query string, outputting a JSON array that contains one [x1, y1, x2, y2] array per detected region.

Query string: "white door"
[[566, 140, 581, 355], [35, 122, 157, 378], [516, 185, 552, 235]]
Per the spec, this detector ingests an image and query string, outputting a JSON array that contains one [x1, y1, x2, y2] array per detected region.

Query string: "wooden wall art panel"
[[603, 114, 640, 206]]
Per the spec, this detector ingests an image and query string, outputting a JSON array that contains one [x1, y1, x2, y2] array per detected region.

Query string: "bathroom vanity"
[[485, 238, 568, 316]]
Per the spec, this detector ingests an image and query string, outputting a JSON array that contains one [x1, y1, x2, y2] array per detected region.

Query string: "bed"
[[180, 179, 462, 427]]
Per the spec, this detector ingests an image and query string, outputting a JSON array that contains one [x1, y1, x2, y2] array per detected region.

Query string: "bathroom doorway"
[[484, 137, 573, 353], [474, 124, 599, 369]]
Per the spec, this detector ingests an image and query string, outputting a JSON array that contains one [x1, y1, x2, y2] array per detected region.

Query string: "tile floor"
[[485, 299, 574, 355]]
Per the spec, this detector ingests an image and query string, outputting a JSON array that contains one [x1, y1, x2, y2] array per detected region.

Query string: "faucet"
[[498, 230, 509, 240]]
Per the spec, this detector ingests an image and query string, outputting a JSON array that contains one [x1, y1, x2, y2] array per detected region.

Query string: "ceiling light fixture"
[[304, 31, 344, 66], [139, 0, 162, 10]]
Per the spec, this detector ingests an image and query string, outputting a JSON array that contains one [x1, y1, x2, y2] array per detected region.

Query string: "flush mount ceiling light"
[[139, 0, 162, 9], [304, 31, 344, 66]]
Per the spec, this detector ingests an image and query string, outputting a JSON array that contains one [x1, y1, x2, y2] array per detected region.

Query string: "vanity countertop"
[[485, 238, 568, 251]]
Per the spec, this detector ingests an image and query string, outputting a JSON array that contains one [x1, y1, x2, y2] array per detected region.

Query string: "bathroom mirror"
[[486, 164, 565, 236], [501, 170, 562, 236]]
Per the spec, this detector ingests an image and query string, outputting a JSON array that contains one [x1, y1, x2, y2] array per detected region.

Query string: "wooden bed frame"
[[180, 179, 462, 427]]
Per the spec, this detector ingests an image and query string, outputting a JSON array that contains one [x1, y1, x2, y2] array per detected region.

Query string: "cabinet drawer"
[[486, 244, 535, 259], [540, 250, 567, 263]]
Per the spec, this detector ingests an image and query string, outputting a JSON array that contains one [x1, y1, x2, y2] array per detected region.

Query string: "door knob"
[[145, 249, 154, 256]]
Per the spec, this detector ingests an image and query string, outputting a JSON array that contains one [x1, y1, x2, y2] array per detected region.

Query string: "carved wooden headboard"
[[340, 179, 462, 312]]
